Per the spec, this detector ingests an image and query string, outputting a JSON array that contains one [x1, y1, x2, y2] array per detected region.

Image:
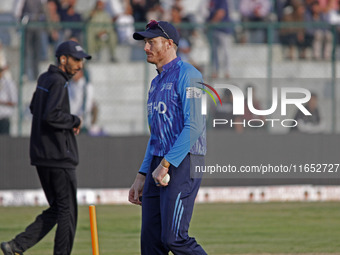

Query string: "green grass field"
[[1, 202, 340, 255]]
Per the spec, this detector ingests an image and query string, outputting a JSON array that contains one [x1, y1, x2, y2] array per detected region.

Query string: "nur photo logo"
[[199, 83, 312, 129]]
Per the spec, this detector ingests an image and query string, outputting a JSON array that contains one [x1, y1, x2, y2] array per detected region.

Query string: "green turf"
[[0, 202, 339, 255]]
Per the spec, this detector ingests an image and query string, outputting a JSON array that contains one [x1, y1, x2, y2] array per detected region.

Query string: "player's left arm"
[[163, 71, 205, 168]]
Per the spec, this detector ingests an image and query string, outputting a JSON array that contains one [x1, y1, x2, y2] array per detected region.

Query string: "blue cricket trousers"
[[141, 154, 207, 255]]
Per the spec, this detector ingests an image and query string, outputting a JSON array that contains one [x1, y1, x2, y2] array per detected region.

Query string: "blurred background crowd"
[[0, 0, 339, 136]]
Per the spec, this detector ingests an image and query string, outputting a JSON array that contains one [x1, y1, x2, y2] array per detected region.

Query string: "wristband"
[[161, 158, 170, 168]]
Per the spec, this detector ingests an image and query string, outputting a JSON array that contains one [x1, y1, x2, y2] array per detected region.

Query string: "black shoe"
[[1, 242, 23, 255]]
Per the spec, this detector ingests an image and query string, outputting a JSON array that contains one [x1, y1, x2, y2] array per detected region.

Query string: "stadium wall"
[[1, 133, 339, 191]]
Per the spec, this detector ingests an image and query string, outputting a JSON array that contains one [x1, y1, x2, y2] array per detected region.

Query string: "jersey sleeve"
[[138, 138, 153, 174], [164, 69, 205, 167]]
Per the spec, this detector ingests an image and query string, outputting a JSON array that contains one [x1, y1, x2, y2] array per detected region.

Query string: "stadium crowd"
[[1, 0, 339, 69], [0, 0, 336, 135]]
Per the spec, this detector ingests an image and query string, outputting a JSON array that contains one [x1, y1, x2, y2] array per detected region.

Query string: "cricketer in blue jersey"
[[128, 20, 207, 255]]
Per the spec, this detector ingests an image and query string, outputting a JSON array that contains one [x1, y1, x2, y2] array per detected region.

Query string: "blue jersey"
[[139, 57, 206, 174]]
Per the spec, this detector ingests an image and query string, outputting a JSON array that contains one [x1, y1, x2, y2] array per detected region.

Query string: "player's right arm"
[[128, 139, 152, 205], [138, 138, 152, 175], [128, 173, 145, 205]]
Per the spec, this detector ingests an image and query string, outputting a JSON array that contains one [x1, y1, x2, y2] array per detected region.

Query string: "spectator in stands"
[[86, 0, 117, 61], [145, 0, 164, 20], [279, 5, 297, 59], [326, 0, 340, 52], [46, 0, 66, 23], [68, 69, 94, 133], [171, 3, 200, 69], [0, 42, 17, 134], [327, 0, 340, 24], [115, 2, 136, 44], [129, 0, 164, 23], [295, 2, 314, 59], [317, 0, 339, 14], [58, 0, 83, 42], [239, 0, 272, 43], [46, 0, 62, 51], [14, 0, 49, 81], [0, 42, 8, 68], [206, 0, 233, 79], [129, 0, 147, 22], [275, 0, 290, 21], [305, 0, 332, 60], [275, 0, 300, 21], [87, 101, 105, 136], [0, 10, 16, 46], [106, 0, 124, 21], [0, 64, 17, 135], [290, 92, 325, 133], [279, 2, 314, 60]]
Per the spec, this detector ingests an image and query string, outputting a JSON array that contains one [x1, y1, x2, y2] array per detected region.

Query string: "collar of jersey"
[[157, 57, 181, 75]]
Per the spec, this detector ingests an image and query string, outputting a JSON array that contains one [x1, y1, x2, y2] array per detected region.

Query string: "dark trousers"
[[12, 167, 77, 255], [141, 154, 207, 255]]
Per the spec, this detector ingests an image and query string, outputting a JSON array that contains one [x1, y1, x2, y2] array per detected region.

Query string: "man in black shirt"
[[1, 40, 91, 255]]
